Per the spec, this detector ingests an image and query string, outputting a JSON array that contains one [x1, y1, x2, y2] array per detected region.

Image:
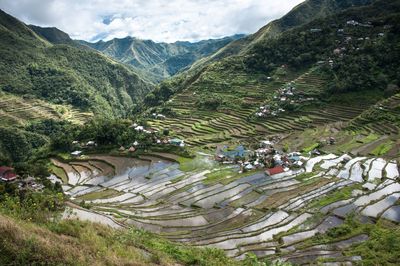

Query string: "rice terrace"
[[1, 0, 400, 265]]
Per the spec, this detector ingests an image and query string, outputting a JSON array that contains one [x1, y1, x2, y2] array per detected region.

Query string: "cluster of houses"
[[346, 20, 373, 28], [131, 123, 185, 147], [132, 123, 157, 134], [311, 20, 374, 36], [70, 121, 186, 157], [331, 19, 388, 60], [0, 166, 45, 191], [215, 141, 305, 176], [118, 137, 185, 153], [255, 104, 285, 118], [292, 18, 390, 74], [71, 140, 97, 157], [274, 85, 314, 104], [255, 84, 314, 118]]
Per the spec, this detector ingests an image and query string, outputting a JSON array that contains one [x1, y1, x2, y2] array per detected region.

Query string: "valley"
[[0, 0, 400, 265]]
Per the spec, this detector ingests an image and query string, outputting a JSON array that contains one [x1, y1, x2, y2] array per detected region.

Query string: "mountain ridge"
[[79, 34, 245, 82]]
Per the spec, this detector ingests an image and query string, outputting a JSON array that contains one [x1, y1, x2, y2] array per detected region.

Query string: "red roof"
[[0, 166, 13, 175], [0, 166, 17, 181], [2, 172, 16, 181], [265, 166, 285, 176]]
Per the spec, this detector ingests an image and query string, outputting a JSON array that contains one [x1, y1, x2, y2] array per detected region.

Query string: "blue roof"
[[222, 145, 246, 158], [289, 155, 301, 161]]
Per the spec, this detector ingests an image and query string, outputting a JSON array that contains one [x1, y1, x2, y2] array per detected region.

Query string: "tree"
[[144, 93, 158, 106]]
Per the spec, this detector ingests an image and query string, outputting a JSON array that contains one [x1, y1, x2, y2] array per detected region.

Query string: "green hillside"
[[145, 1, 400, 152], [181, 0, 375, 77], [79, 35, 244, 83], [0, 9, 153, 118]]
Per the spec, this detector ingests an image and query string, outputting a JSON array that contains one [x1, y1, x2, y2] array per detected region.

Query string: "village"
[[254, 83, 315, 118], [69, 121, 185, 158], [214, 139, 318, 176]]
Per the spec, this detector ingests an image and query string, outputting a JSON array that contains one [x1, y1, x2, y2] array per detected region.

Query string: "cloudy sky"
[[0, 0, 304, 43]]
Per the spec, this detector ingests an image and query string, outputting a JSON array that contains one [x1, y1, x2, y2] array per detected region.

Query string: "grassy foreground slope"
[[0, 9, 153, 118], [0, 213, 240, 266]]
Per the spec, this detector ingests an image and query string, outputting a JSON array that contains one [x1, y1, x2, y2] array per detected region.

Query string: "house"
[[86, 141, 96, 147], [170, 138, 184, 146], [346, 20, 359, 26], [289, 155, 301, 162], [128, 146, 136, 153], [71, 151, 82, 157], [273, 154, 283, 165], [244, 163, 254, 171], [265, 166, 285, 176], [333, 48, 342, 55], [311, 149, 321, 155], [221, 145, 247, 159], [152, 113, 166, 120], [119, 146, 126, 152], [215, 154, 226, 162], [260, 140, 274, 148], [327, 137, 336, 145], [0, 166, 17, 182], [255, 112, 264, 117], [310, 28, 322, 33], [134, 126, 144, 132]]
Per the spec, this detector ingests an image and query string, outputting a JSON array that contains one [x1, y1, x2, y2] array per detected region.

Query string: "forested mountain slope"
[[182, 0, 375, 77], [0, 9, 155, 163], [0, 9, 153, 118]]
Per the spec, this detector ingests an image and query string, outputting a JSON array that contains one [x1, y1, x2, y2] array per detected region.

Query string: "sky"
[[0, 0, 304, 43]]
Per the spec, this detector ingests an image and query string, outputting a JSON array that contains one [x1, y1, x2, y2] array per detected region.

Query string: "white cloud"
[[0, 0, 304, 42]]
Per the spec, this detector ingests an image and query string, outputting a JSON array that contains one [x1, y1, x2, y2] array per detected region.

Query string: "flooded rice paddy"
[[52, 153, 400, 263]]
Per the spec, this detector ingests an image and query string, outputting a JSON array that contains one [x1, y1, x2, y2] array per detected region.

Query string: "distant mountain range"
[[78, 34, 244, 82]]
